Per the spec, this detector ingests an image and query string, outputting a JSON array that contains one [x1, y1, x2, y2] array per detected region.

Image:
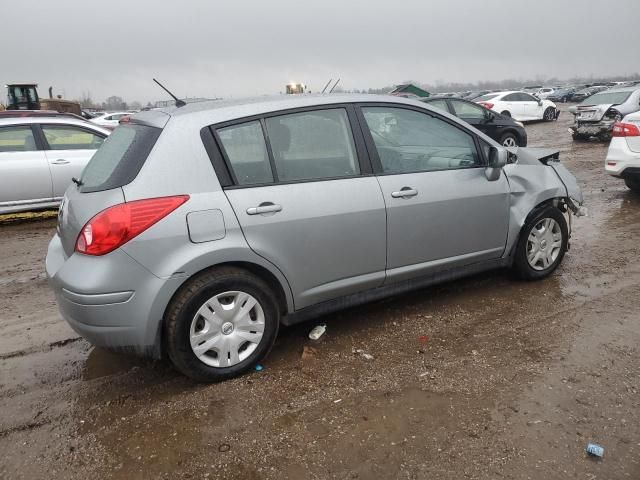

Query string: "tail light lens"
[[612, 122, 640, 137], [75, 195, 189, 256], [478, 102, 494, 109]]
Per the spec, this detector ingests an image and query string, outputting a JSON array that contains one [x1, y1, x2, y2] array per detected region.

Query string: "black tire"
[[499, 132, 520, 148], [513, 205, 569, 280], [624, 177, 640, 193], [572, 132, 587, 141], [164, 267, 279, 382], [501, 110, 511, 118], [543, 107, 556, 122]]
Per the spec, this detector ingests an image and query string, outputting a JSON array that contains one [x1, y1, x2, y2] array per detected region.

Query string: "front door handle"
[[246, 202, 282, 215], [51, 159, 70, 165], [391, 187, 418, 198]]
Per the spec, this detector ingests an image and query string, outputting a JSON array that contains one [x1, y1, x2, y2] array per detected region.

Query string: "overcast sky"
[[2, 0, 639, 104]]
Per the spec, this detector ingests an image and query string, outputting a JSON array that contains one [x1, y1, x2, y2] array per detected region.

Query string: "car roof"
[[132, 93, 451, 128], [595, 86, 640, 93], [0, 116, 111, 133]]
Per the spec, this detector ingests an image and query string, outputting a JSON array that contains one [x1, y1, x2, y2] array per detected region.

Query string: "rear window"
[[475, 93, 499, 101], [79, 124, 161, 193], [579, 91, 632, 106]]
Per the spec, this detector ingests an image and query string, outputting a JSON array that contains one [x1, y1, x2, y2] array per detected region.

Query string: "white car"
[[0, 115, 110, 214], [90, 111, 131, 129], [536, 88, 556, 99], [605, 112, 640, 192], [475, 91, 558, 122]]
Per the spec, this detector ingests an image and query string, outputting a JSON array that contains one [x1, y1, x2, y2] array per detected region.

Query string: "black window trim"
[[200, 103, 374, 190], [0, 124, 46, 152], [354, 102, 488, 177], [35, 123, 107, 150]]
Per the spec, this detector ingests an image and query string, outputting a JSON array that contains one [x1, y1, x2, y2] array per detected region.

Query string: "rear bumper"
[[570, 119, 616, 136], [605, 139, 640, 178], [46, 234, 182, 358]]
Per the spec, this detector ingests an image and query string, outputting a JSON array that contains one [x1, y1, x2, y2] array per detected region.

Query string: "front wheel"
[[499, 132, 519, 148], [165, 267, 279, 382], [543, 107, 556, 121], [625, 177, 640, 193], [513, 206, 568, 280]]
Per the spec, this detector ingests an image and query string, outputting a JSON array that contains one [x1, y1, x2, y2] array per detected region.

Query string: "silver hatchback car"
[[46, 94, 584, 382]]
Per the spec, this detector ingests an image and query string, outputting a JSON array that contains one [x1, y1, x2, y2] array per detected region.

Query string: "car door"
[[358, 104, 510, 283], [0, 124, 53, 208], [449, 99, 493, 136], [215, 106, 387, 309], [520, 93, 543, 120], [38, 124, 106, 198], [500, 93, 526, 120]]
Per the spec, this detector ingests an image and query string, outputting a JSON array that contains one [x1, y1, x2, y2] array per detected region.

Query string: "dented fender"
[[501, 147, 584, 259]]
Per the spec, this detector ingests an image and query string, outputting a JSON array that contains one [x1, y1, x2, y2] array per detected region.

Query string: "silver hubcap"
[[189, 291, 265, 368], [502, 137, 517, 147], [527, 218, 562, 271]]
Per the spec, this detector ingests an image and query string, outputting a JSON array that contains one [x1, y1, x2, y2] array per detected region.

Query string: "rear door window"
[[264, 109, 359, 182], [217, 121, 273, 186], [0, 126, 38, 152], [41, 125, 105, 150], [79, 124, 161, 193], [425, 99, 450, 112], [450, 100, 486, 119]]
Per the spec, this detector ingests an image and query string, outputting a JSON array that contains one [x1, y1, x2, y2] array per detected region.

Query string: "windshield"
[[475, 93, 499, 101], [579, 91, 632, 106]]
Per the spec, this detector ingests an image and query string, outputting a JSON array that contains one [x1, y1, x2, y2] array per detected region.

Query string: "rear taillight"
[[75, 195, 189, 256], [478, 102, 494, 109], [612, 122, 640, 137]]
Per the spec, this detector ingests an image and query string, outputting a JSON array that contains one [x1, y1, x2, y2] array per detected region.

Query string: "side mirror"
[[486, 146, 507, 181], [488, 146, 508, 168], [537, 99, 543, 106], [484, 110, 494, 122]]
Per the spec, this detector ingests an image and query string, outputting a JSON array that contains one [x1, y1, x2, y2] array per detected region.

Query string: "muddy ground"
[[1, 106, 639, 480]]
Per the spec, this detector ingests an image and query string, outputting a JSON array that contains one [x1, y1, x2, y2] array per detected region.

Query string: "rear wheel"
[[499, 132, 519, 148], [513, 205, 568, 280], [501, 110, 511, 118], [624, 177, 640, 193], [165, 267, 279, 382], [543, 107, 556, 121]]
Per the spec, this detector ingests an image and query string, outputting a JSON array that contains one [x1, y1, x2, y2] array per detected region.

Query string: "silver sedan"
[[0, 116, 110, 214]]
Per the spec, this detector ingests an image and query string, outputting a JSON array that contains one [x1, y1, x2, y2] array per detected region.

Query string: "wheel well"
[[157, 261, 290, 359], [220, 261, 289, 315], [501, 110, 510, 116], [508, 198, 567, 260]]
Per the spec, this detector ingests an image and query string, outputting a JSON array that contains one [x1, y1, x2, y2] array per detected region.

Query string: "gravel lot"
[[1, 106, 639, 479]]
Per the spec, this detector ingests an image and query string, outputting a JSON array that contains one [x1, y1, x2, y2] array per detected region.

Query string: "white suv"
[[605, 112, 640, 192]]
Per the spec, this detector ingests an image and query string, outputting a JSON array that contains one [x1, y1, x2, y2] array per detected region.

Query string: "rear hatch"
[[57, 122, 163, 257]]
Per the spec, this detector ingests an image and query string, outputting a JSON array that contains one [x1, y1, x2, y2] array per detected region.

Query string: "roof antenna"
[[329, 78, 341, 93], [321, 78, 333, 94], [153, 78, 186, 107]]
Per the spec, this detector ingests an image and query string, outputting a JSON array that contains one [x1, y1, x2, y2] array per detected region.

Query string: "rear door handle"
[[246, 203, 282, 215], [51, 159, 70, 165], [391, 187, 418, 198]]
